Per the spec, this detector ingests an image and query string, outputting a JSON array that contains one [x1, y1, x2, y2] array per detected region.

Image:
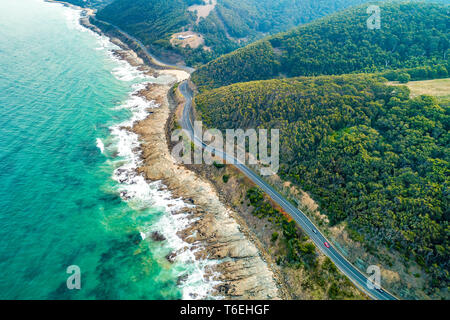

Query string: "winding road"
[[88, 11, 398, 300], [178, 81, 398, 301]]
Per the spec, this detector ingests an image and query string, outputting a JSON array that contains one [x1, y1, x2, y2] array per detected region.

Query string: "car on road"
[[376, 288, 384, 293], [312, 228, 317, 234], [324, 242, 330, 248]]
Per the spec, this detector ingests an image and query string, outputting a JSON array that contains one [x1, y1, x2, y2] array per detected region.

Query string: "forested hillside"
[[95, 0, 372, 65], [195, 74, 449, 296], [63, 0, 113, 9], [192, 2, 449, 90], [96, 0, 201, 47]]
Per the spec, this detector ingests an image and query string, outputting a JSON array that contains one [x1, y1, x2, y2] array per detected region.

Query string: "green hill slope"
[[96, 0, 200, 47], [95, 0, 373, 65], [192, 2, 449, 90], [194, 74, 450, 297]]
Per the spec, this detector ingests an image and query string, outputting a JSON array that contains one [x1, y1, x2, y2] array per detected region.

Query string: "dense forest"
[[68, 0, 450, 298], [64, 0, 113, 9], [95, 0, 373, 65], [96, 0, 201, 48], [245, 187, 362, 299], [192, 2, 450, 90], [381, 62, 450, 82], [194, 74, 449, 295]]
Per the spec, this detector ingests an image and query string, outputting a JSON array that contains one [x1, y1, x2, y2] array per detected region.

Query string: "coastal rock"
[[150, 231, 166, 242], [166, 252, 177, 263], [76, 3, 282, 300], [132, 82, 282, 300]]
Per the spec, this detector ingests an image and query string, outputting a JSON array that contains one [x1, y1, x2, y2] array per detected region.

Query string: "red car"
[[324, 242, 330, 248]]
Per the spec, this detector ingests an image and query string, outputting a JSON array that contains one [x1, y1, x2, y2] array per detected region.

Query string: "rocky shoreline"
[[132, 82, 283, 299], [66, 3, 284, 299]]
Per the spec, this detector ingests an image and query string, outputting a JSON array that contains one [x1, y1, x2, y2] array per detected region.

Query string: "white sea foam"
[[96, 138, 105, 154], [60, 3, 119, 53], [95, 36, 113, 51], [63, 13, 223, 299], [107, 83, 222, 299], [110, 58, 149, 82], [62, 6, 85, 32], [150, 209, 224, 300]]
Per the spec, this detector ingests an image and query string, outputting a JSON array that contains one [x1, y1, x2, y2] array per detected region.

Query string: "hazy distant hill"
[[64, 0, 113, 9], [95, 0, 373, 65]]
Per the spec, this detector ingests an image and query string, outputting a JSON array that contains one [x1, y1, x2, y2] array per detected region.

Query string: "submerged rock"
[[127, 232, 141, 245], [177, 274, 188, 286]]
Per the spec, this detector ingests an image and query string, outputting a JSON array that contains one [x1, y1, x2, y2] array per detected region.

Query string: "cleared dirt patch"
[[170, 31, 205, 49], [389, 78, 450, 98], [188, 0, 217, 24]]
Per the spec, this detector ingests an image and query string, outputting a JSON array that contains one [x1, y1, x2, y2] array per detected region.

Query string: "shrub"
[[271, 232, 279, 242], [398, 72, 411, 83], [213, 161, 225, 169]]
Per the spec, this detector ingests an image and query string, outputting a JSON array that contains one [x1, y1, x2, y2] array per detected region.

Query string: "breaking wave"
[[78, 15, 222, 299]]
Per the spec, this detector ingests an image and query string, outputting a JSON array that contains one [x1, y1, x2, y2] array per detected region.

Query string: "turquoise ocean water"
[[0, 0, 213, 299]]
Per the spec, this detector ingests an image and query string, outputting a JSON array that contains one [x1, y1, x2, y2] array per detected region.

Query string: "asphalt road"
[[178, 81, 398, 301], [87, 7, 398, 301], [90, 16, 195, 73]]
